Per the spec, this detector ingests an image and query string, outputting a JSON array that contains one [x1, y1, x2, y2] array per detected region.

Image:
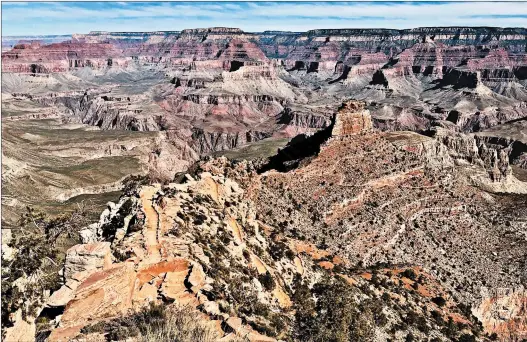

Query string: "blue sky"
[[2, 1, 526, 36]]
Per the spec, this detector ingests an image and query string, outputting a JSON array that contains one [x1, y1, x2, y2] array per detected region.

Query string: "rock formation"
[[332, 100, 373, 136], [44, 171, 290, 341], [475, 286, 527, 341], [2, 25, 527, 341]]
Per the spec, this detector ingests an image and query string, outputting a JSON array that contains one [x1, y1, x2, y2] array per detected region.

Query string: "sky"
[[2, 1, 526, 36]]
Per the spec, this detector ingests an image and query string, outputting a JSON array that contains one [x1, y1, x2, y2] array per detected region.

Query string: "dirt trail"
[[140, 185, 161, 263]]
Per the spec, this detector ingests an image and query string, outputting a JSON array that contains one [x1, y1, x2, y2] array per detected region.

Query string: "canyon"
[[1, 26, 527, 341]]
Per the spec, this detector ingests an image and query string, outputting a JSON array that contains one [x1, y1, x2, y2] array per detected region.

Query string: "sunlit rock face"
[[332, 100, 373, 136]]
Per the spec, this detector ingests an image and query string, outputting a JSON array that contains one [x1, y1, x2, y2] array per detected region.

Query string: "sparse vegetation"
[[80, 303, 230, 342], [2, 204, 92, 334], [258, 271, 276, 291], [293, 275, 375, 342], [432, 296, 447, 307]]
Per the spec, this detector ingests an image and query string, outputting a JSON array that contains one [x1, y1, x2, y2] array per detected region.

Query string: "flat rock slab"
[[136, 258, 190, 285], [47, 325, 83, 342], [60, 262, 136, 328]]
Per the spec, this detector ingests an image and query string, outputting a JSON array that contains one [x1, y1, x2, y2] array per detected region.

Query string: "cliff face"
[[474, 287, 527, 341], [1, 42, 131, 73], [3, 27, 526, 134], [4, 27, 525, 72]]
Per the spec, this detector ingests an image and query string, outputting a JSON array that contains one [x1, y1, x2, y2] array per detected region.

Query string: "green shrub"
[[122, 175, 149, 195], [269, 240, 295, 261], [442, 317, 458, 339], [402, 269, 417, 280], [80, 303, 228, 342], [258, 272, 276, 291], [293, 275, 375, 342], [432, 296, 447, 307], [2, 205, 90, 332], [458, 334, 476, 342]]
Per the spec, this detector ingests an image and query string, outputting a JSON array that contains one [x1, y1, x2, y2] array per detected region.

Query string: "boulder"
[[188, 263, 207, 292], [64, 242, 112, 280]]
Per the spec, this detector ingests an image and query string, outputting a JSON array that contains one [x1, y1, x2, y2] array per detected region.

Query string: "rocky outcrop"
[[332, 100, 373, 136], [43, 94, 163, 131], [60, 262, 136, 325], [277, 108, 331, 130], [424, 127, 517, 183], [63, 242, 112, 280], [46, 242, 113, 309], [475, 286, 527, 341], [388, 126, 525, 192], [190, 129, 273, 155], [45, 171, 292, 341]]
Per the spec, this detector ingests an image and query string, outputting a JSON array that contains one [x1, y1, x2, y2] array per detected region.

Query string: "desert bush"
[[432, 296, 447, 307], [402, 269, 417, 280], [2, 204, 92, 333], [269, 240, 295, 261], [258, 271, 276, 291], [101, 202, 130, 239], [81, 303, 234, 342], [458, 334, 476, 342], [122, 174, 149, 195], [292, 276, 316, 336], [293, 275, 375, 342], [442, 317, 459, 339]]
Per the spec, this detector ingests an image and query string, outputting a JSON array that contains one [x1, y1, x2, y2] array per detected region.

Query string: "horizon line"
[[3, 25, 527, 38]]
